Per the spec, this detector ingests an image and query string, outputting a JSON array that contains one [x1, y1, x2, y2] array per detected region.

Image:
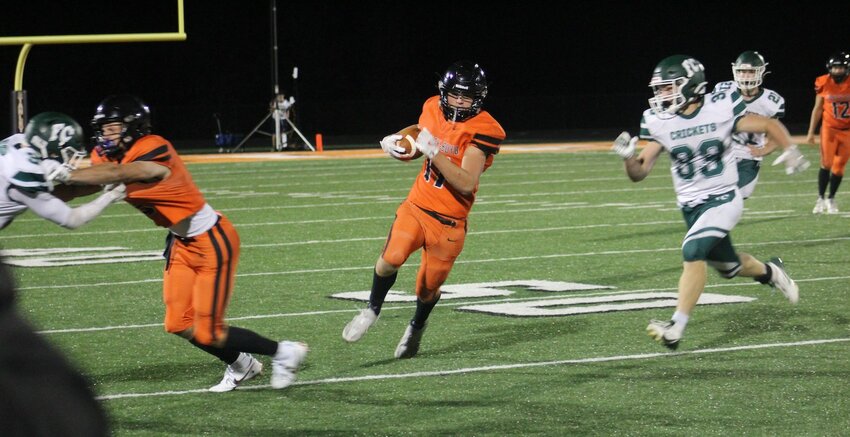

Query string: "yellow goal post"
[[0, 0, 186, 133]]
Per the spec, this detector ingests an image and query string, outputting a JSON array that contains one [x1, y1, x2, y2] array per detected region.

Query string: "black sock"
[[828, 174, 843, 199], [190, 338, 240, 365], [755, 263, 773, 284], [369, 269, 397, 315], [818, 168, 830, 197], [222, 326, 278, 356], [411, 295, 440, 329]]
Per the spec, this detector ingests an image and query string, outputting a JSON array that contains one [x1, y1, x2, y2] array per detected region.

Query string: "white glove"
[[102, 183, 127, 202], [414, 127, 439, 159], [39, 160, 62, 191], [613, 131, 637, 159], [46, 163, 74, 183], [379, 134, 407, 159], [772, 145, 810, 175], [39, 159, 62, 176]]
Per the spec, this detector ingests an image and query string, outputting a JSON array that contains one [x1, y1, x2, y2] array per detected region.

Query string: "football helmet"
[[648, 55, 707, 119], [437, 60, 488, 122], [91, 95, 152, 157], [826, 52, 849, 83], [732, 50, 768, 91], [23, 112, 86, 167]]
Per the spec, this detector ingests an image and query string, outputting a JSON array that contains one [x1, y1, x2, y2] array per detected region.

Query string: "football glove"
[[772, 145, 810, 175], [45, 162, 75, 184], [379, 134, 409, 159], [613, 131, 637, 159], [103, 183, 127, 202], [413, 127, 438, 159]]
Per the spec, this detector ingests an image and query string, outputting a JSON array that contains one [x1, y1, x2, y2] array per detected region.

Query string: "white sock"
[[671, 311, 689, 333], [232, 352, 252, 370]]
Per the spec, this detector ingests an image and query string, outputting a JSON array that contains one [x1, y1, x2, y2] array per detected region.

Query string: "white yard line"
[[96, 337, 850, 401], [36, 275, 850, 334]]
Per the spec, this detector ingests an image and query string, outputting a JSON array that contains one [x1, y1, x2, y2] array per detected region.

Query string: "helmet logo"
[[51, 124, 78, 146], [28, 125, 75, 148], [681, 58, 704, 78]]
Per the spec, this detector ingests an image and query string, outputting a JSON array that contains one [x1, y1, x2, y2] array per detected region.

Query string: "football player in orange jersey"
[[806, 52, 850, 214], [51, 95, 307, 392], [342, 61, 506, 358]]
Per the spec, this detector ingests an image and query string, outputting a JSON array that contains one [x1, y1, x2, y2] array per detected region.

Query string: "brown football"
[[395, 124, 423, 160]]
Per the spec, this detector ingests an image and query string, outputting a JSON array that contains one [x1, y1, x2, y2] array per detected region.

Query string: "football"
[[395, 124, 423, 160]]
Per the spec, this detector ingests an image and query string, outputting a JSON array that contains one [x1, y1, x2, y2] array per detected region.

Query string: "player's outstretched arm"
[[9, 185, 126, 229], [58, 161, 170, 186], [736, 114, 810, 174]]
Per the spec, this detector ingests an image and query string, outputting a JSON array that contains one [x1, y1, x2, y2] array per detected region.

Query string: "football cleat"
[[646, 319, 681, 350], [826, 198, 839, 214], [765, 257, 799, 304], [813, 198, 826, 214], [342, 307, 378, 342], [394, 323, 426, 359], [270, 341, 308, 389], [208, 353, 263, 393]]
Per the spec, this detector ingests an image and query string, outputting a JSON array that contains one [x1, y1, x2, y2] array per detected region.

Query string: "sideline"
[[176, 136, 812, 164], [178, 142, 616, 163]]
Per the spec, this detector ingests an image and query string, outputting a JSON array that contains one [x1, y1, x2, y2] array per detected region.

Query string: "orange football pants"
[[381, 200, 467, 303], [820, 127, 850, 176], [162, 214, 240, 345]]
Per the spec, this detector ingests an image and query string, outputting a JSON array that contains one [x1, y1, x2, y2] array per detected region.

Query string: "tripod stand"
[[231, 0, 314, 153]]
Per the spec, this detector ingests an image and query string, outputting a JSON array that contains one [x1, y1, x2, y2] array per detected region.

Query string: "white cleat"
[[813, 197, 826, 214], [826, 198, 839, 214], [270, 341, 308, 389], [766, 257, 799, 304], [342, 307, 378, 342], [394, 323, 426, 359], [646, 320, 681, 350], [209, 353, 263, 393]]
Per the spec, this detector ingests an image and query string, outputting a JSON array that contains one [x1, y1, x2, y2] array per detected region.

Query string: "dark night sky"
[[2, 1, 849, 147]]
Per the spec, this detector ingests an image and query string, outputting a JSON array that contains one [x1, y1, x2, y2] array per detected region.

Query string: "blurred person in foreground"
[[0, 257, 109, 436]]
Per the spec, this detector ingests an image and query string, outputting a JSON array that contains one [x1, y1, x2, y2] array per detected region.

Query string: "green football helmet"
[[648, 55, 707, 118], [24, 112, 86, 167], [732, 50, 768, 91]]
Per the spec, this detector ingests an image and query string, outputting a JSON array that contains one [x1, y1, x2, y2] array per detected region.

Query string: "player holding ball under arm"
[[343, 60, 505, 359]]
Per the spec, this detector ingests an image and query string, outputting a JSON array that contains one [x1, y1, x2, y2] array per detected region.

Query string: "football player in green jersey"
[[612, 55, 807, 350]]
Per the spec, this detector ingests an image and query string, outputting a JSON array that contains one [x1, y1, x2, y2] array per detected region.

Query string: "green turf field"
[[4, 149, 849, 436]]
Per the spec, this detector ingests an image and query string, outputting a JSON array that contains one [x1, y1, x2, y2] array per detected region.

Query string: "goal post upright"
[[0, 0, 186, 133]]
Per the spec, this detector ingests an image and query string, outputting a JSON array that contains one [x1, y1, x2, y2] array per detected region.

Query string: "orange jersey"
[[91, 135, 206, 227], [406, 96, 505, 219], [815, 74, 850, 129]]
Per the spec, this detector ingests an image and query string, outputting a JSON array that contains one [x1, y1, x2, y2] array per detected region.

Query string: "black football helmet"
[[437, 60, 488, 122], [826, 52, 849, 83], [24, 112, 86, 167], [91, 95, 152, 157]]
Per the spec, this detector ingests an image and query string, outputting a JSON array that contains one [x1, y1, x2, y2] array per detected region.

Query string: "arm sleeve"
[[9, 188, 115, 229]]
